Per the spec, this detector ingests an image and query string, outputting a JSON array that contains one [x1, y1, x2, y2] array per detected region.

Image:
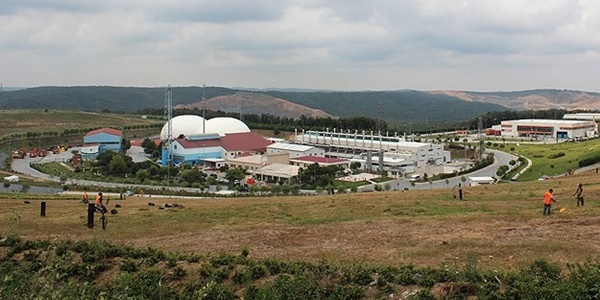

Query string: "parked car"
[[409, 174, 421, 182]]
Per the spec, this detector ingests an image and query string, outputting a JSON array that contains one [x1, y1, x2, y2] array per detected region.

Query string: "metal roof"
[[267, 142, 315, 152]]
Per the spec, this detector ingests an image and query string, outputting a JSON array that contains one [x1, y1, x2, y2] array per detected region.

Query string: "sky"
[[1, 0, 599, 92]]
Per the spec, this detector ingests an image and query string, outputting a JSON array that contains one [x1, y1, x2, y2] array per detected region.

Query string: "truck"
[[485, 129, 502, 136], [29, 148, 38, 158], [12, 150, 26, 159]]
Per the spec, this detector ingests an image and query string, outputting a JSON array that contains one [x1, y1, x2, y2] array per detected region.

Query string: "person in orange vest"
[[543, 188, 557, 216], [95, 192, 108, 214], [81, 191, 89, 204]]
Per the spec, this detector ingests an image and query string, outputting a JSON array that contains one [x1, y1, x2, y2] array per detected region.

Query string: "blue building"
[[83, 128, 123, 159]]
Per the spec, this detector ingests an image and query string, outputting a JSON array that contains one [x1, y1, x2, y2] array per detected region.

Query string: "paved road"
[[360, 149, 518, 192], [9, 147, 517, 194], [9, 148, 228, 195]]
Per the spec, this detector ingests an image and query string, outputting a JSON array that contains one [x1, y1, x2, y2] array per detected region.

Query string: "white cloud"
[[0, 0, 599, 91]]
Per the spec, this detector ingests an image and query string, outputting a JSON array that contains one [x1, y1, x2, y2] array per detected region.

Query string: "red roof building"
[[83, 127, 123, 156], [84, 128, 122, 137], [168, 131, 273, 165]]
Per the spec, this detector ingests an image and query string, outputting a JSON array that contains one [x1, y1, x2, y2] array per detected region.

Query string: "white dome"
[[205, 117, 251, 136], [160, 115, 206, 140]]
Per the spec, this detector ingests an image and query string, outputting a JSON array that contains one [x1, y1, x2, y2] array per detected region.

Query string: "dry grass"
[[3, 171, 600, 271]]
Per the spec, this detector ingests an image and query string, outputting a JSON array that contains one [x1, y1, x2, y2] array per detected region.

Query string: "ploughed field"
[[3, 171, 600, 270]]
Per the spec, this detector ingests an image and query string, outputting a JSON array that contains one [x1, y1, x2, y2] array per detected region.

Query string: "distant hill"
[[257, 90, 507, 123], [429, 89, 600, 111], [174, 92, 332, 119], [3, 86, 597, 124]]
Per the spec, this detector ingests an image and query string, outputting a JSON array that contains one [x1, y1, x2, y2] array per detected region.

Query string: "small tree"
[[315, 186, 324, 195], [108, 154, 128, 176], [225, 167, 246, 183], [136, 169, 149, 183], [20, 184, 30, 193]]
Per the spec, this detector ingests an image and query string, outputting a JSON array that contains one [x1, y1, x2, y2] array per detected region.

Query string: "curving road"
[[10, 147, 518, 194], [364, 149, 518, 191]]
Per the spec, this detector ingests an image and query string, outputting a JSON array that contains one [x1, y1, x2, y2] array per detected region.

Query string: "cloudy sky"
[[1, 0, 599, 92]]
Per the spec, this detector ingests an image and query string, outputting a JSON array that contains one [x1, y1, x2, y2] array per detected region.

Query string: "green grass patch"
[[503, 139, 600, 181]]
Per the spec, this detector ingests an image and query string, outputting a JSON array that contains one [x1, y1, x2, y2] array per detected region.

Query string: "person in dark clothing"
[[572, 183, 584, 206]]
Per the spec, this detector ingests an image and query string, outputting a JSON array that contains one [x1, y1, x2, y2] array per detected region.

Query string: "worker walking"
[[95, 192, 108, 214], [543, 188, 557, 216], [572, 183, 584, 207]]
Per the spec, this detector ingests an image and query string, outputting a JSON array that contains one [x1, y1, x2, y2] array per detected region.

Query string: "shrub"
[[547, 152, 565, 159]]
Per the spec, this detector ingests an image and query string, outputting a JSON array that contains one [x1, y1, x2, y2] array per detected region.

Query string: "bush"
[[547, 152, 565, 159], [579, 154, 600, 168]]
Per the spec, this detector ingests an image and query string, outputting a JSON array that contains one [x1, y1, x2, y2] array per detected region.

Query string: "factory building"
[[293, 129, 450, 168], [500, 119, 596, 139], [82, 128, 123, 159], [161, 115, 272, 167]]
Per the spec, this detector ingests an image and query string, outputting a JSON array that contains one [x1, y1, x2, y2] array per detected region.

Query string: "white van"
[[409, 174, 421, 182], [3, 175, 19, 182]]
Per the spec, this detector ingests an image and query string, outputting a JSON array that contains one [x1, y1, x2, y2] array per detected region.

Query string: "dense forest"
[[261, 90, 506, 123], [137, 106, 591, 135], [0, 86, 506, 124]]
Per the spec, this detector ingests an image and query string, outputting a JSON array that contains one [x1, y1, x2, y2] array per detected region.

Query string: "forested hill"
[[0, 86, 236, 113], [260, 90, 506, 123], [0, 86, 509, 123]]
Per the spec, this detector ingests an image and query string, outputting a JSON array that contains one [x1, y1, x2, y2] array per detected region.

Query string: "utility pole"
[[202, 84, 206, 134], [376, 102, 383, 133], [163, 86, 173, 185], [477, 116, 484, 159]]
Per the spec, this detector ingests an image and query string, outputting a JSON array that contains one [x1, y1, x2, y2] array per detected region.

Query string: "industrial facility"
[[499, 119, 597, 139], [81, 128, 123, 159], [293, 129, 450, 175], [160, 115, 272, 167]]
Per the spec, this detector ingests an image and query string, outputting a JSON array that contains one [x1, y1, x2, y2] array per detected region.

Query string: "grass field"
[[0, 110, 161, 149], [3, 169, 600, 272], [486, 138, 600, 181]]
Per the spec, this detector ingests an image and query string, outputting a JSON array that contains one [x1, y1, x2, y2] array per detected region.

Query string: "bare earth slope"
[[429, 90, 600, 110], [174, 92, 332, 119], [4, 170, 600, 271]]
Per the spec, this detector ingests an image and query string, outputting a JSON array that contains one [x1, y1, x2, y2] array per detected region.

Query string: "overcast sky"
[[1, 0, 599, 92]]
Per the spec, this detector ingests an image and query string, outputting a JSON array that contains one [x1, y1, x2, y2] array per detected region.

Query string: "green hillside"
[[0, 86, 508, 123], [262, 90, 507, 123], [0, 86, 237, 113]]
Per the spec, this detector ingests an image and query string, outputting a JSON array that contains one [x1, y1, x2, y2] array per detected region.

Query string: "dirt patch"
[[4, 173, 600, 270]]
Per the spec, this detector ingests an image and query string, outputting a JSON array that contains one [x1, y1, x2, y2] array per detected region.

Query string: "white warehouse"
[[500, 119, 597, 139], [294, 129, 450, 167], [266, 142, 325, 158]]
